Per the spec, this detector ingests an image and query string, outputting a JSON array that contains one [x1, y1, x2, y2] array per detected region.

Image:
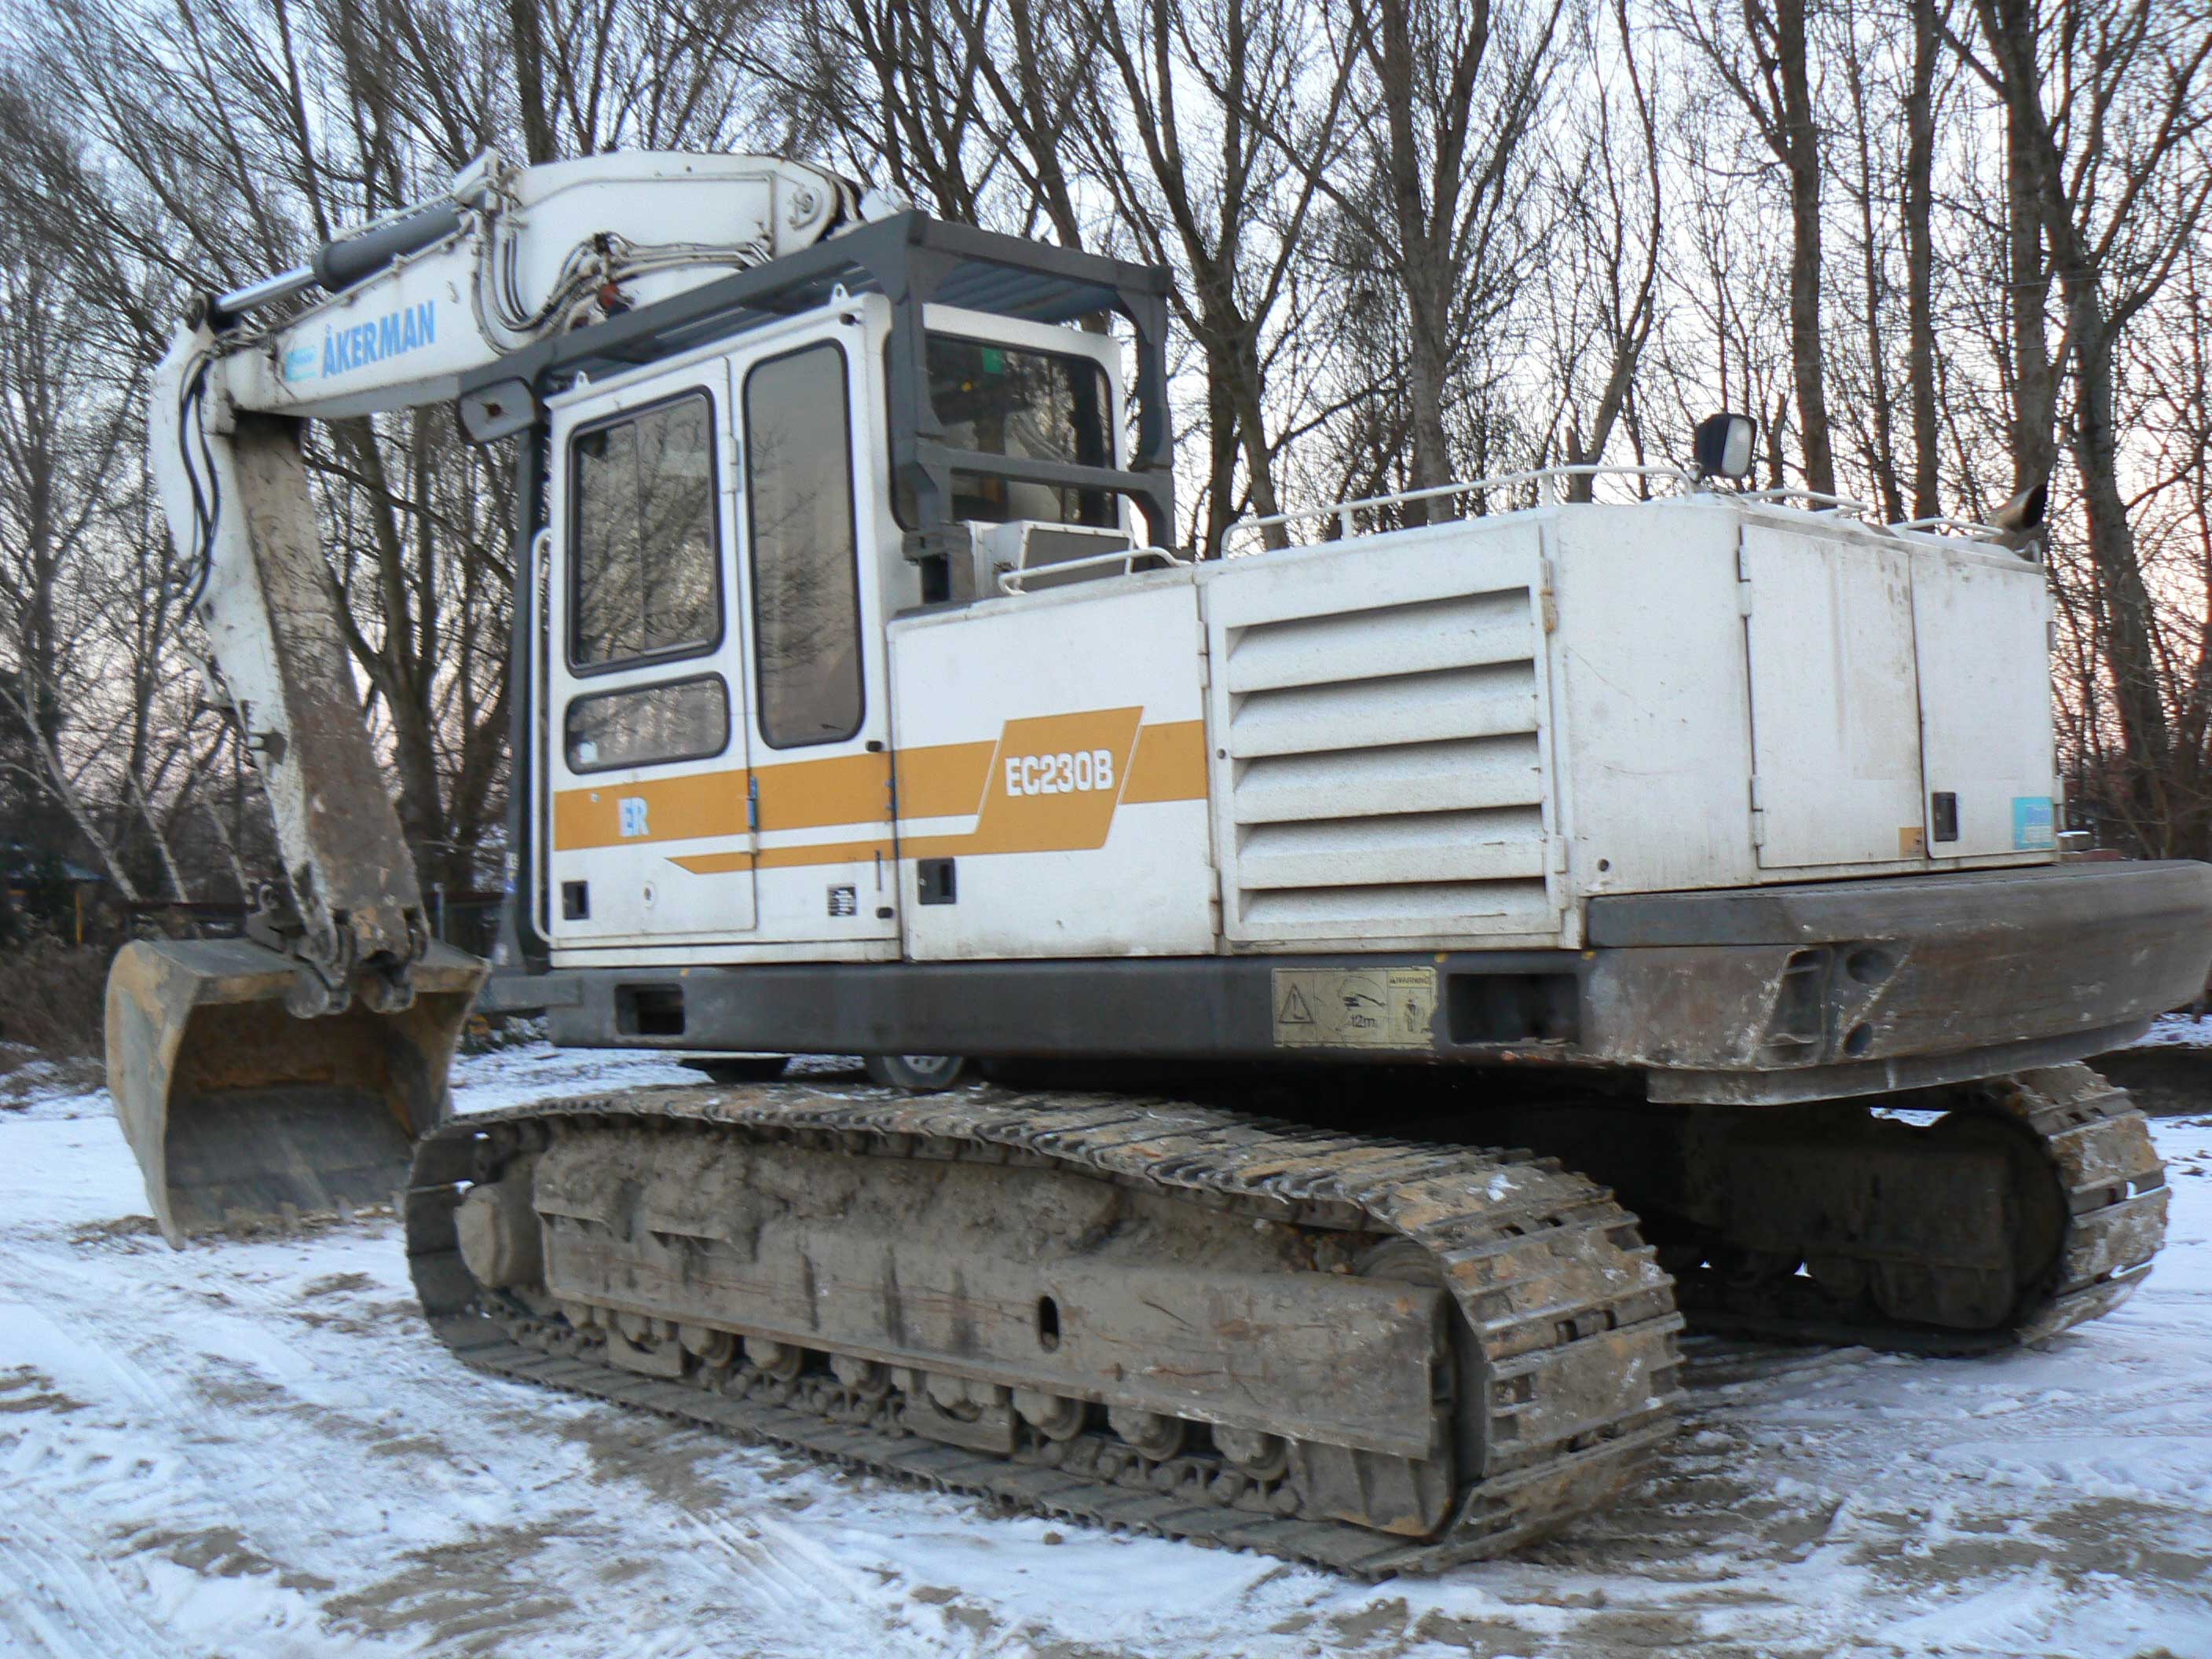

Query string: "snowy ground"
[[3, 1045, 2210, 1658]]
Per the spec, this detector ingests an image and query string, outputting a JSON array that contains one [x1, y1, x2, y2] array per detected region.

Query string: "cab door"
[[728, 325, 899, 947], [542, 358, 757, 948]]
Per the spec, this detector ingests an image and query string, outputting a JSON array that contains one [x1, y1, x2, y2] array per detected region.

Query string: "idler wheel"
[[748, 1338, 804, 1381], [1107, 1405, 1188, 1460], [1214, 1424, 1290, 1481], [1013, 1388, 1085, 1441]]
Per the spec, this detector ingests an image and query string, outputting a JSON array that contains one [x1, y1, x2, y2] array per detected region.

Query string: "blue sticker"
[[282, 346, 319, 383], [2012, 796, 2055, 851], [319, 299, 437, 379]]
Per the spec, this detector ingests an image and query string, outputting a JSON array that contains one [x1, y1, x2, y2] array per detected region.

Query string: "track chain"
[[1679, 1063, 2170, 1353], [405, 1082, 1684, 1577]]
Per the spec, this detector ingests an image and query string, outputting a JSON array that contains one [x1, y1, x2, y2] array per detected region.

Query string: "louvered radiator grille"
[[1217, 581, 1555, 939]]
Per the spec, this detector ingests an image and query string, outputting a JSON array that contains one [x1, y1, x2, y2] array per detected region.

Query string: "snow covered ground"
[[2, 1045, 2210, 1658], [2130, 1013, 2212, 1051]]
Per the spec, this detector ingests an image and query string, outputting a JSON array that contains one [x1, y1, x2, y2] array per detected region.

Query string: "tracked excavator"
[[108, 148, 2212, 1573]]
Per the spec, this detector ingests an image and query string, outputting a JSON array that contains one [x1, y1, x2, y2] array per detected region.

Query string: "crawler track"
[[1670, 1064, 2170, 1353], [405, 1084, 1683, 1576]]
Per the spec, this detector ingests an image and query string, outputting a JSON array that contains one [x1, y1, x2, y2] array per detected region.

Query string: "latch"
[[917, 857, 957, 905]]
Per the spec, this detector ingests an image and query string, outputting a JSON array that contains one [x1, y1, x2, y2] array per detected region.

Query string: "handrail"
[[996, 542, 1190, 595], [1889, 515, 2042, 561], [1892, 515, 2011, 541], [1734, 488, 1876, 515], [1236, 464, 1700, 549], [1033, 470, 2036, 583]]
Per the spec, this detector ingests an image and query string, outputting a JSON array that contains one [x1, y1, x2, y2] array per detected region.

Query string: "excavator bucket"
[[105, 937, 489, 1245]]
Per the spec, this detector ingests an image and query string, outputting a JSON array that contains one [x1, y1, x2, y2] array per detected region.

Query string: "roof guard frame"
[[463, 211, 1178, 548]]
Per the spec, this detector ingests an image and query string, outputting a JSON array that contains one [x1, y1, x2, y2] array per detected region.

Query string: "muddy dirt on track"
[[1, 1039, 2209, 1659]]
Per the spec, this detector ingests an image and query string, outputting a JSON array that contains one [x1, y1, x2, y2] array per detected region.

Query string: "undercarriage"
[[404, 1059, 2163, 1574], [408, 1084, 1684, 1573], [1434, 1063, 2166, 1353]]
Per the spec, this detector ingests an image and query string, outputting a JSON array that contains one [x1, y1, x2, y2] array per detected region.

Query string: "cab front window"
[[903, 335, 1116, 528]]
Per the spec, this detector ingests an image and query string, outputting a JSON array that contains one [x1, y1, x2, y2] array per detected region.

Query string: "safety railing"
[[1734, 487, 1876, 515], [996, 542, 1192, 595], [1218, 466, 2032, 560], [1229, 464, 1701, 555], [986, 467, 2033, 590]]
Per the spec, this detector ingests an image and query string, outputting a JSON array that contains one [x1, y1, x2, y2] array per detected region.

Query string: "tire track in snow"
[[0, 1484, 184, 1659]]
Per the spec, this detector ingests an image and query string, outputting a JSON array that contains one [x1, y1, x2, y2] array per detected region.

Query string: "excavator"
[[106, 148, 2212, 1573]]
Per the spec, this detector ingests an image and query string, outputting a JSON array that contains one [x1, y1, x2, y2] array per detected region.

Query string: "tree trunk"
[[1994, 0, 2055, 495], [507, 0, 558, 165], [1904, 0, 1943, 518], [2072, 324, 2170, 771], [1846, 31, 1902, 522], [1776, 0, 1835, 497], [1403, 287, 1457, 515]]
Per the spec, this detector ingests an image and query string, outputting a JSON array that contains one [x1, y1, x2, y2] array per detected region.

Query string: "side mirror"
[[1692, 412, 1756, 482]]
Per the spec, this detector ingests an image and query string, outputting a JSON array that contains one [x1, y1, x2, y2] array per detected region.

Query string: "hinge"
[[1206, 865, 1223, 906], [1749, 775, 1766, 846], [1538, 558, 1558, 633], [1736, 578, 1754, 617], [1550, 834, 1569, 873], [746, 774, 760, 833]]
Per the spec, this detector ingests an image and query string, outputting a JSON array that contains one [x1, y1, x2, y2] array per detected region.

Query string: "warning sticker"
[[1270, 966, 1437, 1050]]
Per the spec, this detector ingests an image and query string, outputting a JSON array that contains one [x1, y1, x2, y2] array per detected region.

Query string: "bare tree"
[[753, 0, 1002, 220], [1666, 0, 1838, 496], [1952, 0, 2212, 818], [1541, 0, 1662, 500], [1324, 0, 1571, 517], [1076, 0, 1353, 551], [0, 81, 174, 899]]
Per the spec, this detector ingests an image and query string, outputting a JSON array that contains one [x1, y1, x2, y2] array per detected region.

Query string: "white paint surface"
[[1741, 522, 1925, 870]]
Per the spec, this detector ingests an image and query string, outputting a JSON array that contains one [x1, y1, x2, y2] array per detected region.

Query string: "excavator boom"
[[121, 151, 885, 1242]]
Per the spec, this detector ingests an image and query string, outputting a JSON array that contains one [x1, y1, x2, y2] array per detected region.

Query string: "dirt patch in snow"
[[323, 1520, 581, 1650]]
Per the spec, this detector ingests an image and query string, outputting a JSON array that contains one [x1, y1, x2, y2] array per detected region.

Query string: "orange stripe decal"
[[754, 750, 892, 833], [893, 740, 998, 821], [553, 767, 742, 850], [906, 706, 1144, 859], [558, 710, 1201, 869], [1121, 719, 1208, 804]]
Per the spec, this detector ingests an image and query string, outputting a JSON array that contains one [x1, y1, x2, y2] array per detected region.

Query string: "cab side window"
[[565, 676, 729, 773], [571, 393, 720, 668], [746, 344, 863, 748]]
